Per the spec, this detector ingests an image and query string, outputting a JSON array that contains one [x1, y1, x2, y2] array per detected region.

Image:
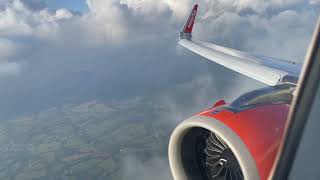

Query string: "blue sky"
[[45, 0, 88, 12]]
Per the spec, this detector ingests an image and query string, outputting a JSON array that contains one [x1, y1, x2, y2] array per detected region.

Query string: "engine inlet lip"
[[168, 115, 260, 180]]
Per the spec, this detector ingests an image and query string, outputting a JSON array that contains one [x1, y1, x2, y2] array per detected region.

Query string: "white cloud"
[[0, 0, 317, 77], [82, 0, 318, 60], [310, 0, 320, 5], [194, 5, 317, 61], [40, 8, 73, 21], [0, 0, 74, 40], [83, 0, 128, 43], [120, 0, 169, 15]]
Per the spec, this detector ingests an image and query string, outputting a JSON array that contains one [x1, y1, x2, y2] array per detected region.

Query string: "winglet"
[[180, 4, 198, 40]]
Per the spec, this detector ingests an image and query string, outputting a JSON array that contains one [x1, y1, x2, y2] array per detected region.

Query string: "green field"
[[0, 97, 175, 180]]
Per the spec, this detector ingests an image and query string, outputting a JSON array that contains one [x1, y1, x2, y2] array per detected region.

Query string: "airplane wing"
[[179, 4, 302, 86]]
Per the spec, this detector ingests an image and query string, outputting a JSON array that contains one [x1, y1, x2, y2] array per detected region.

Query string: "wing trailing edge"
[[179, 5, 301, 86]]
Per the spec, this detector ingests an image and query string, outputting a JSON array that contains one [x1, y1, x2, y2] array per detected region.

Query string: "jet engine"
[[169, 100, 289, 180]]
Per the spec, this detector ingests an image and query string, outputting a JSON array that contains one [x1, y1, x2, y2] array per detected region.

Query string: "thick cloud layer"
[[0, 0, 317, 75], [0, 0, 316, 118], [0, 0, 316, 117]]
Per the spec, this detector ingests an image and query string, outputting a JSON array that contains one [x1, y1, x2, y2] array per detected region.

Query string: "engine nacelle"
[[169, 104, 289, 180]]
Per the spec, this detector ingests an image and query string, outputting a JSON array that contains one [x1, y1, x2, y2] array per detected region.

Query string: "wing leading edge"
[[179, 4, 301, 86]]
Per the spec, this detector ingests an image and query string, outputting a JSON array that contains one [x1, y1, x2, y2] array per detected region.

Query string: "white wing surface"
[[180, 5, 301, 86]]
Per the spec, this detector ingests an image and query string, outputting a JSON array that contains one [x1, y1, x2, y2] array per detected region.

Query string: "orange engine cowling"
[[168, 103, 289, 180]]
